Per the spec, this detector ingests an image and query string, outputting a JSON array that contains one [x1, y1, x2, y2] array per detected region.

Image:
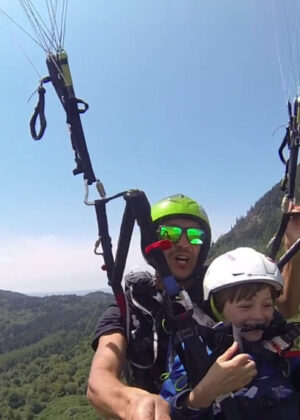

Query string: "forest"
[[0, 291, 113, 419]]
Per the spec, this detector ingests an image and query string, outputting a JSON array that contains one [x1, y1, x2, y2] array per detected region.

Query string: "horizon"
[[0, 287, 113, 297]]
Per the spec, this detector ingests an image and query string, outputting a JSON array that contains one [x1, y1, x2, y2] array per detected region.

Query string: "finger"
[[245, 361, 257, 376], [157, 414, 171, 420], [245, 358, 256, 368], [230, 353, 254, 366], [289, 203, 300, 212], [217, 341, 239, 362], [134, 406, 155, 420], [155, 398, 171, 420], [135, 412, 154, 420], [131, 400, 155, 420]]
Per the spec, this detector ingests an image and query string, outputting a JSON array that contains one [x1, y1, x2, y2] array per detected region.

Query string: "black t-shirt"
[[92, 303, 124, 351]]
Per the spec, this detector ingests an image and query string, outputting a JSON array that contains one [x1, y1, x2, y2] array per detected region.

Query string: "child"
[[160, 247, 300, 419]]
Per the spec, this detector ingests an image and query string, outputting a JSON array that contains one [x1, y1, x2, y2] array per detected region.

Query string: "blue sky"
[[0, 1, 299, 293]]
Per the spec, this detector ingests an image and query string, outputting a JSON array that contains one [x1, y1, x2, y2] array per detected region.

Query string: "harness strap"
[[43, 51, 97, 185], [128, 284, 159, 369], [269, 98, 300, 259], [277, 238, 300, 269], [284, 350, 300, 358], [269, 212, 291, 260], [175, 329, 213, 387], [110, 199, 135, 319], [94, 199, 114, 283]]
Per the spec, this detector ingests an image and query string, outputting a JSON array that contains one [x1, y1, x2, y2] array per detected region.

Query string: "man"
[[87, 194, 300, 420]]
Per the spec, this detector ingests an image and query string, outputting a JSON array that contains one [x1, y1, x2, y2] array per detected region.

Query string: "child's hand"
[[187, 342, 257, 409]]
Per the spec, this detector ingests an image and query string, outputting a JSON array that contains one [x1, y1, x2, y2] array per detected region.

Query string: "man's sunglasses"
[[158, 226, 205, 245]]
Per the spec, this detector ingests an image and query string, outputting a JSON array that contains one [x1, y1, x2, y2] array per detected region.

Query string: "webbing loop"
[[29, 77, 51, 140]]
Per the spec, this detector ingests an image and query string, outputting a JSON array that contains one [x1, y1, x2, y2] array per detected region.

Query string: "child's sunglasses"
[[158, 226, 205, 245]]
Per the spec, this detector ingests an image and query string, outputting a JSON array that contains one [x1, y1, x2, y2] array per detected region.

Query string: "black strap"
[[269, 99, 300, 260], [30, 82, 49, 140], [277, 237, 300, 269], [111, 199, 135, 296], [94, 199, 115, 283], [45, 52, 96, 185], [269, 212, 291, 260], [93, 190, 156, 318], [174, 320, 215, 386], [64, 94, 96, 184]]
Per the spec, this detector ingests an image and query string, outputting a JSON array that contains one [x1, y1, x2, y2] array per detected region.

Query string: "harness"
[[123, 271, 169, 392], [123, 269, 212, 393]]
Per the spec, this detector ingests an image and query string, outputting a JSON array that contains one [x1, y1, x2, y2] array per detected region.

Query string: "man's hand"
[[88, 333, 170, 420], [285, 204, 300, 249], [278, 204, 300, 317]]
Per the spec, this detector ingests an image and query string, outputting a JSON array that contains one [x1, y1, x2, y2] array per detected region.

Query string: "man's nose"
[[176, 232, 190, 246]]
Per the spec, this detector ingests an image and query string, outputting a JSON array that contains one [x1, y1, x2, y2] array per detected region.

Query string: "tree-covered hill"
[[209, 166, 300, 261], [0, 290, 114, 419]]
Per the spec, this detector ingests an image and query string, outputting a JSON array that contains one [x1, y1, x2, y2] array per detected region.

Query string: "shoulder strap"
[[125, 271, 164, 370]]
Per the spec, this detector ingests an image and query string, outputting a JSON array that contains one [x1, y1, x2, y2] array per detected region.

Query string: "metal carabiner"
[[94, 237, 103, 256], [84, 179, 106, 205]]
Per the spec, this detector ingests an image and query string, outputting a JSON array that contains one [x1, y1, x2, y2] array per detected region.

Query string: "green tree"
[[8, 391, 25, 409], [65, 382, 77, 395]]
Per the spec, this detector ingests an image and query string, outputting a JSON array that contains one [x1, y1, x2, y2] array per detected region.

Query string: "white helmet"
[[203, 247, 283, 301]]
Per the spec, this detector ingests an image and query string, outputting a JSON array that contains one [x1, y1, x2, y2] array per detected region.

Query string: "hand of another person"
[[285, 204, 300, 249], [187, 341, 257, 409], [126, 392, 171, 420]]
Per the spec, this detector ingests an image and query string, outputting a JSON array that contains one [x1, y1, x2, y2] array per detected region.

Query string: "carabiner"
[[94, 237, 103, 256], [84, 179, 106, 205]]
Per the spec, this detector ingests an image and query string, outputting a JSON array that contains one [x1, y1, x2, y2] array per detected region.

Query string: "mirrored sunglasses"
[[158, 226, 204, 245]]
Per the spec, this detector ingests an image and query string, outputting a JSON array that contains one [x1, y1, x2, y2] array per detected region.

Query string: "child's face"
[[222, 286, 274, 342]]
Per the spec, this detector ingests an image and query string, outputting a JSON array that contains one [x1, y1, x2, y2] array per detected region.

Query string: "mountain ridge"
[[209, 166, 300, 261]]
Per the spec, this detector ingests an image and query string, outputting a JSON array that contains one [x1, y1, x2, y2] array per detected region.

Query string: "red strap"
[[145, 240, 172, 254], [284, 350, 300, 358]]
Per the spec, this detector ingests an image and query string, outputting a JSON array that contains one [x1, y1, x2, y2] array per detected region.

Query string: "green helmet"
[[151, 193, 212, 269], [151, 194, 210, 225]]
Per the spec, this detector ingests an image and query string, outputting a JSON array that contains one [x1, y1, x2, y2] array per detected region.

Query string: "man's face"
[[160, 218, 201, 280]]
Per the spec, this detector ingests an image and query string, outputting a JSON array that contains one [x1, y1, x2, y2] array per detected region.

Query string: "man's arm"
[[87, 332, 171, 420], [277, 207, 300, 318]]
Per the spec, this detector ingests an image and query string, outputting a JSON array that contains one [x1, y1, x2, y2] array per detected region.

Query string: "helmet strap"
[[210, 294, 224, 322]]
